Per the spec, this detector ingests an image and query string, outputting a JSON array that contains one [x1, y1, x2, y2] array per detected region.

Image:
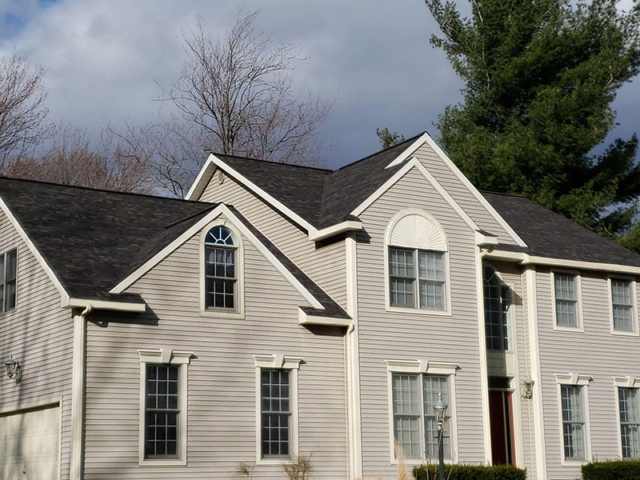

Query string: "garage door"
[[0, 403, 60, 480]]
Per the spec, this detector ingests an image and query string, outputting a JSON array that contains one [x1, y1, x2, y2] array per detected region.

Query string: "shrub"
[[582, 459, 640, 480], [413, 464, 526, 480]]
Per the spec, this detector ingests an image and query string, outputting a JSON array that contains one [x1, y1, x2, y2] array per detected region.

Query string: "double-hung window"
[[561, 385, 587, 461], [145, 364, 180, 458], [554, 273, 579, 329], [611, 279, 635, 333], [138, 349, 191, 465], [260, 369, 291, 458], [204, 225, 238, 311], [619, 387, 640, 459], [0, 249, 17, 313], [389, 248, 446, 311], [392, 373, 452, 460]]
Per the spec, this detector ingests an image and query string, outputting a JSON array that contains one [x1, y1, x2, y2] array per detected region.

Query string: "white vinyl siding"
[[555, 274, 578, 328], [389, 248, 446, 311], [611, 279, 635, 332], [391, 373, 451, 460], [619, 388, 640, 459], [561, 385, 586, 461]]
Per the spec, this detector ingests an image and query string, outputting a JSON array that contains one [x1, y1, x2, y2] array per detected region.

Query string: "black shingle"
[[0, 177, 347, 317]]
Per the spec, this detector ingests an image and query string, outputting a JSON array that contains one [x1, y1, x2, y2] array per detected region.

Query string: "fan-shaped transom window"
[[204, 226, 237, 310], [387, 212, 449, 312]]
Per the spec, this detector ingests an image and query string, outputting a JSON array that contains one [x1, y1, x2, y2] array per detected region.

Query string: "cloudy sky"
[[0, 0, 638, 169]]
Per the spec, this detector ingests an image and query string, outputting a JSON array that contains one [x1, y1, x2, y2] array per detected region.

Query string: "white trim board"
[[487, 250, 640, 275], [385, 132, 527, 247], [110, 204, 324, 310]]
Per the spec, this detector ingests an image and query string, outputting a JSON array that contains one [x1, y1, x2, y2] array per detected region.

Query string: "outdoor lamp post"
[[433, 392, 448, 480]]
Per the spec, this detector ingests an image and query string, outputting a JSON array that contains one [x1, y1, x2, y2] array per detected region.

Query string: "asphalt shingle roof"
[[0, 177, 348, 317], [482, 192, 640, 267]]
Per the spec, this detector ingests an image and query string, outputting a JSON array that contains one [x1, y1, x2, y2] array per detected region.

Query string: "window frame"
[[483, 266, 514, 352], [253, 355, 302, 465], [200, 220, 244, 319], [607, 276, 639, 336], [138, 349, 193, 466], [555, 373, 592, 466], [551, 270, 584, 333], [384, 210, 452, 317], [385, 360, 459, 465], [0, 248, 17, 314], [613, 376, 640, 459]]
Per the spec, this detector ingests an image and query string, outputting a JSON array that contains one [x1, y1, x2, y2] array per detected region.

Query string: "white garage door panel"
[[0, 404, 60, 480]]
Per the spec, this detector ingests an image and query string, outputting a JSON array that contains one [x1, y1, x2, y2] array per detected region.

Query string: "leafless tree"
[[125, 11, 331, 197], [6, 125, 154, 194], [0, 54, 49, 167]]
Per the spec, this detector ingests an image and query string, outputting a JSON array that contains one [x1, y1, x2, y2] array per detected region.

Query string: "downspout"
[[70, 303, 91, 480]]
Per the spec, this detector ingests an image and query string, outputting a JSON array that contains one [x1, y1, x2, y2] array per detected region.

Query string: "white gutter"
[[486, 250, 640, 275], [63, 297, 146, 313]]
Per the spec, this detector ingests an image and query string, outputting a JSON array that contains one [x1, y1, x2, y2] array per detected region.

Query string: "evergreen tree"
[[425, 0, 640, 241], [376, 128, 406, 149]]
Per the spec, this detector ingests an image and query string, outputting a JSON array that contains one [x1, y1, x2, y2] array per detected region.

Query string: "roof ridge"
[[334, 132, 426, 172], [0, 175, 213, 205], [480, 189, 526, 199], [210, 153, 333, 172], [163, 205, 218, 229]]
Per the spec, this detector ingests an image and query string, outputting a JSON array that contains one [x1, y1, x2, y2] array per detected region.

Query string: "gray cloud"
[[0, 0, 638, 169]]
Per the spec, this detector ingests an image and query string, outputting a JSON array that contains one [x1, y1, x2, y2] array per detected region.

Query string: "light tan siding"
[[201, 173, 347, 309], [413, 144, 517, 246], [536, 267, 640, 479], [83, 226, 348, 479], [356, 167, 486, 478], [0, 208, 73, 479]]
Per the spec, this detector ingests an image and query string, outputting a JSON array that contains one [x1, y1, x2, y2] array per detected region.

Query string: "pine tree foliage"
[[425, 0, 640, 240]]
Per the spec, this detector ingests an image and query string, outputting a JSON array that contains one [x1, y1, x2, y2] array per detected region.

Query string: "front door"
[[489, 390, 515, 466]]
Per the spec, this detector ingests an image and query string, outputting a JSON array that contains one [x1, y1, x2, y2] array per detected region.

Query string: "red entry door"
[[489, 390, 515, 466]]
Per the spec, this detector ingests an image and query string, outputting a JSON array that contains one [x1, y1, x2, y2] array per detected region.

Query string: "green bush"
[[582, 459, 640, 480], [413, 464, 526, 480]]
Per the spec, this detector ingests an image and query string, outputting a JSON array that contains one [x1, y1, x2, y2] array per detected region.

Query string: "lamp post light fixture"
[[433, 392, 448, 480], [3, 356, 21, 384]]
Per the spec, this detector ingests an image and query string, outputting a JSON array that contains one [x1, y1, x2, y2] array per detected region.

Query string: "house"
[[1, 132, 640, 480]]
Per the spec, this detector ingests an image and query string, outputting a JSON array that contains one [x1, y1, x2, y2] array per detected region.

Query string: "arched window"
[[483, 267, 511, 351], [386, 211, 449, 312], [204, 225, 238, 310]]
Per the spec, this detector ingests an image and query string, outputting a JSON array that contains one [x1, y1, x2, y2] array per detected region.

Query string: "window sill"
[[610, 329, 639, 337], [553, 325, 584, 333], [139, 458, 187, 467], [200, 307, 244, 320], [561, 459, 588, 467], [390, 457, 455, 466], [386, 305, 452, 317], [256, 457, 296, 466]]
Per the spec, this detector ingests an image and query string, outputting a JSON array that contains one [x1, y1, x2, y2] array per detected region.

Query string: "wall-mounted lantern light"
[[522, 377, 534, 399], [4, 356, 21, 384]]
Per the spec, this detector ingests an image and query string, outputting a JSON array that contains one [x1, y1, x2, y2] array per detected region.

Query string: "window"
[[392, 373, 452, 460], [611, 279, 635, 333], [389, 249, 446, 310], [138, 349, 191, 465], [261, 369, 291, 458], [554, 273, 579, 329], [561, 385, 586, 461], [619, 388, 640, 459], [483, 267, 511, 351], [0, 249, 16, 313], [386, 211, 450, 314], [145, 364, 180, 458], [204, 225, 237, 311], [253, 355, 301, 463]]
